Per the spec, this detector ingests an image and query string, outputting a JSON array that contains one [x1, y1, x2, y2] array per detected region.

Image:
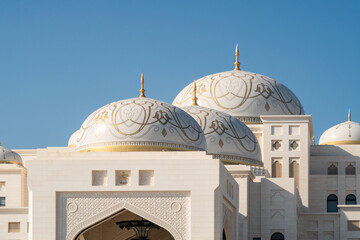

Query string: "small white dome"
[[181, 105, 262, 166], [0, 143, 23, 166], [319, 116, 360, 145], [76, 97, 207, 152], [173, 70, 304, 123], [68, 130, 79, 147]]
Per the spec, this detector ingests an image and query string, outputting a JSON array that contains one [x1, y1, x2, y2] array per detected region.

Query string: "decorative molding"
[[236, 116, 263, 124], [57, 191, 190, 240], [139, 170, 154, 185], [213, 154, 263, 166]]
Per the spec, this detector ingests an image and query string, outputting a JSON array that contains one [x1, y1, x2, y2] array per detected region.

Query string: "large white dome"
[[173, 70, 304, 123], [0, 143, 23, 166], [68, 130, 79, 147], [181, 105, 262, 166], [75, 97, 207, 152], [319, 112, 360, 145]]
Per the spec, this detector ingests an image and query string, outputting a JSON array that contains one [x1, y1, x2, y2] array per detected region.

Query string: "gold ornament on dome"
[[348, 108, 351, 121], [192, 81, 198, 106], [234, 43, 240, 71], [139, 73, 146, 98]]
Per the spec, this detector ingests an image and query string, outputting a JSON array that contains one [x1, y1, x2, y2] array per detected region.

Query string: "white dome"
[[319, 118, 360, 145], [181, 105, 262, 166], [68, 130, 79, 147], [0, 143, 23, 166], [173, 70, 304, 123], [76, 97, 207, 152]]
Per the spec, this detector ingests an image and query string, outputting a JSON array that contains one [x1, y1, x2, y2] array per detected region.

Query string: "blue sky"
[[0, 1, 359, 149]]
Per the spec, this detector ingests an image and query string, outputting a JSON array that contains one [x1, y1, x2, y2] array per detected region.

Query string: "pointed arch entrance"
[[69, 202, 181, 240], [75, 208, 175, 240], [56, 192, 189, 240]]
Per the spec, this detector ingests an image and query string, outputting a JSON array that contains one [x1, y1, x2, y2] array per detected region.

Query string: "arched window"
[[271, 232, 285, 240], [346, 194, 357, 205], [327, 194, 338, 212], [346, 164, 356, 175], [328, 164, 338, 175], [289, 161, 300, 189], [272, 161, 282, 178]]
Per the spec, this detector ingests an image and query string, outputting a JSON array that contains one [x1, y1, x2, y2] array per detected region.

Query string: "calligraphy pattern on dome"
[[76, 98, 206, 152], [182, 106, 262, 166], [173, 71, 304, 121]]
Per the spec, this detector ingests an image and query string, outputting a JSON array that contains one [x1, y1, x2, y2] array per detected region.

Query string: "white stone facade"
[[1, 117, 359, 240]]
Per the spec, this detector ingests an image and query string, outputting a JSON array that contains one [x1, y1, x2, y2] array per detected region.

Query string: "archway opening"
[[327, 194, 338, 212], [75, 209, 175, 240], [271, 232, 284, 240], [346, 194, 357, 205], [223, 229, 227, 240]]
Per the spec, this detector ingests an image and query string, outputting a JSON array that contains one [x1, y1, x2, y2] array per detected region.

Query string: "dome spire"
[[139, 73, 146, 98], [348, 108, 351, 121], [234, 43, 240, 71], [192, 81, 198, 106]]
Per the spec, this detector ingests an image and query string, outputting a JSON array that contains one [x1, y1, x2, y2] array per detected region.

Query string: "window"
[[289, 161, 300, 189], [0, 197, 5, 207], [0, 181, 5, 191], [348, 221, 360, 231], [289, 161, 299, 178], [328, 164, 338, 175], [271, 232, 284, 240], [327, 194, 338, 212], [272, 161, 282, 178], [346, 164, 356, 175], [8, 222, 20, 233], [346, 194, 357, 205], [289, 140, 299, 150], [272, 140, 282, 150]]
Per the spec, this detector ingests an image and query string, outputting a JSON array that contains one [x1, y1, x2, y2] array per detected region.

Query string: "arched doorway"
[[327, 194, 338, 212], [75, 209, 175, 240], [271, 232, 284, 240]]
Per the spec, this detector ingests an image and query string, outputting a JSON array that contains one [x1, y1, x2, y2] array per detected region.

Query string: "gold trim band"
[[0, 161, 23, 166], [79, 145, 193, 152], [320, 140, 360, 145]]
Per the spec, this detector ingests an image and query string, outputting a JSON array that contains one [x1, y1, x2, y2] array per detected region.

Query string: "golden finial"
[[192, 81, 198, 106], [234, 43, 240, 70], [139, 73, 146, 98], [348, 108, 351, 121]]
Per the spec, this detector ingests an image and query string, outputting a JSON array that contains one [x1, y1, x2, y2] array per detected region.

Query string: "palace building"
[[1, 46, 360, 240]]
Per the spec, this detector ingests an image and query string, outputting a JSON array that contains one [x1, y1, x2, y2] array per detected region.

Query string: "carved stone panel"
[[56, 191, 190, 240]]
